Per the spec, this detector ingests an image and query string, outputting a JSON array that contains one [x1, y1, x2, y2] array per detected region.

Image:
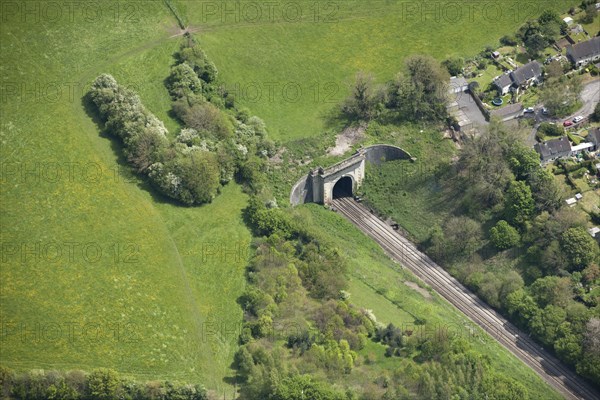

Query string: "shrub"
[[537, 122, 565, 137], [500, 35, 518, 46], [490, 220, 521, 250]]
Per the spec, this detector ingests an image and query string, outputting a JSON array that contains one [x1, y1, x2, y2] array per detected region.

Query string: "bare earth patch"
[[327, 125, 366, 156], [404, 281, 432, 299]]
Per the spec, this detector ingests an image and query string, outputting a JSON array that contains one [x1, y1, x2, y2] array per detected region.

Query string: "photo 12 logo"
[[223, 81, 339, 104], [0, 241, 140, 265], [0, 320, 140, 344], [0, 1, 143, 24], [198, 1, 340, 24]]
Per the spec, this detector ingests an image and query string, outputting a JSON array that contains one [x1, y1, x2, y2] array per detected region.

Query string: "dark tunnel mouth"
[[333, 176, 353, 199]]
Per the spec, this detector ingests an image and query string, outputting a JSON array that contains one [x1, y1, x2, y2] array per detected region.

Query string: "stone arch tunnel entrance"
[[290, 144, 414, 206], [332, 176, 353, 199]]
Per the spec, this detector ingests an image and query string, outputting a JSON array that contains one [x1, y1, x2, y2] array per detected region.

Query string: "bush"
[[490, 220, 521, 250], [500, 34, 518, 46], [442, 57, 465, 76], [537, 122, 565, 138]]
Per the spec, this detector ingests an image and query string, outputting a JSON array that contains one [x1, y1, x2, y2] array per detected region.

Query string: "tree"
[[541, 76, 583, 117], [591, 102, 600, 122], [87, 369, 121, 400], [560, 227, 599, 271], [442, 57, 464, 76], [529, 276, 573, 307], [177, 42, 218, 83], [490, 220, 520, 250], [341, 72, 380, 121], [271, 375, 347, 400], [537, 122, 565, 137], [507, 144, 539, 180], [500, 35, 518, 46], [166, 63, 203, 99], [504, 180, 534, 227], [442, 216, 483, 260], [526, 168, 562, 212], [538, 10, 565, 39], [580, 4, 598, 24], [583, 318, 600, 356], [524, 33, 548, 57], [388, 55, 450, 121], [530, 305, 567, 346], [457, 121, 515, 209]]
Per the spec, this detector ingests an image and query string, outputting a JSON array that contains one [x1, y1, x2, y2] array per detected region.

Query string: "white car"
[[524, 107, 535, 113], [573, 116, 583, 123]]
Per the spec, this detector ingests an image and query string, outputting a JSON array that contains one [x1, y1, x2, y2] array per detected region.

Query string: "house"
[[489, 102, 523, 121], [563, 16, 574, 25], [570, 142, 594, 156], [566, 197, 577, 207], [493, 73, 513, 95], [449, 76, 469, 94], [534, 136, 571, 163], [567, 36, 600, 68], [575, 193, 583, 200], [510, 61, 543, 89], [588, 127, 600, 150], [492, 61, 542, 95], [492, 51, 500, 59]]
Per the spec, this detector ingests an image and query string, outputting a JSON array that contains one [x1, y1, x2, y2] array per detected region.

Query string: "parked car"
[[524, 107, 535, 113], [542, 107, 549, 115], [563, 120, 573, 127], [573, 116, 583, 123]]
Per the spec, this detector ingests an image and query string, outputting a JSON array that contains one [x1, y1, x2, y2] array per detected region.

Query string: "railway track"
[[332, 196, 600, 400]]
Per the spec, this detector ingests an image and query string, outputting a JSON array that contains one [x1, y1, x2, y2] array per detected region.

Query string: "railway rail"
[[332, 196, 600, 400]]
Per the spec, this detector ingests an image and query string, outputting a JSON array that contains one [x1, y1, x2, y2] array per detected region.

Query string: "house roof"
[[510, 61, 542, 85], [567, 36, 600, 62], [566, 198, 577, 205], [449, 76, 468, 91], [589, 227, 600, 237], [571, 142, 594, 152], [563, 17, 573, 25], [494, 73, 513, 89], [534, 136, 571, 159], [490, 102, 523, 118]]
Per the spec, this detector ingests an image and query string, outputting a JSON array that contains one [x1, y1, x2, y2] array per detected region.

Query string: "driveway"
[[454, 90, 488, 127]]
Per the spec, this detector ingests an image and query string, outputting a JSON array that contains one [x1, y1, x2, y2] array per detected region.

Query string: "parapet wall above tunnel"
[[363, 144, 412, 165], [290, 144, 413, 206]]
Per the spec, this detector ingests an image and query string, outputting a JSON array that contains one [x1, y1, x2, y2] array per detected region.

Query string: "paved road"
[[527, 79, 600, 146], [333, 197, 600, 400]]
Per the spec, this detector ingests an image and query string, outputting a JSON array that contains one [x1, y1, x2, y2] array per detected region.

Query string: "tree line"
[[89, 35, 275, 206], [0, 367, 207, 400], [340, 55, 450, 125]]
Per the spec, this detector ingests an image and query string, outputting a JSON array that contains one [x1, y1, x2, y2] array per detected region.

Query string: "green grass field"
[[189, 0, 577, 141], [0, 0, 578, 395], [0, 2, 248, 392]]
